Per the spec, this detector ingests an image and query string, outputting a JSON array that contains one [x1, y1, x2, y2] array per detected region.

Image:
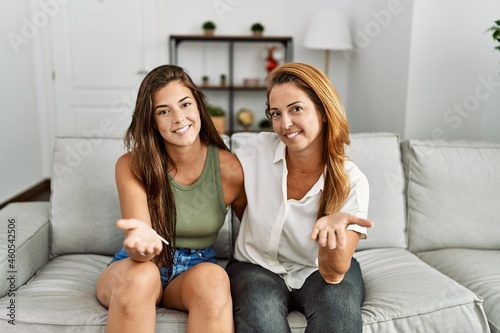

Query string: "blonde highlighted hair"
[[265, 62, 351, 217]]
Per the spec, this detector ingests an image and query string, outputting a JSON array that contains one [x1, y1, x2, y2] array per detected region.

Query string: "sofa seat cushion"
[[0, 254, 307, 332], [418, 249, 500, 333], [0, 254, 110, 332], [355, 248, 490, 333], [0, 254, 187, 332]]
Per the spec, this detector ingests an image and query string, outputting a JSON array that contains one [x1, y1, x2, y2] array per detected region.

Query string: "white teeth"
[[174, 125, 189, 133], [286, 131, 300, 139]]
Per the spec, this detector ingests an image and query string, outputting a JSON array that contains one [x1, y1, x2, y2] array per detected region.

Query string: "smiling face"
[[268, 83, 324, 154], [152, 80, 201, 150]]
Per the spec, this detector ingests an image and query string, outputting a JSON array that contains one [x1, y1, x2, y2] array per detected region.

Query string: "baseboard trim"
[[0, 178, 51, 210]]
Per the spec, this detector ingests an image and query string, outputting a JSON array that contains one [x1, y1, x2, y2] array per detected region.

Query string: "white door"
[[49, 0, 165, 137]]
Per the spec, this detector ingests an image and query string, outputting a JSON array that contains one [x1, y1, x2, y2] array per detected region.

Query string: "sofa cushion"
[[0, 254, 188, 332], [418, 249, 500, 333], [1, 251, 487, 333], [231, 132, 407, 250], [50, 137, 125, 257], [347, 133, 407, 250], [0, 253, 306, 332], [355, 248, 490, 332], [402, 140, 500, 253], [50, 136, 235, 259]]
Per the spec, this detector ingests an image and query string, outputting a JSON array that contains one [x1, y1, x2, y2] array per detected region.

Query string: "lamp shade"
[[304, 9, 352, 51]]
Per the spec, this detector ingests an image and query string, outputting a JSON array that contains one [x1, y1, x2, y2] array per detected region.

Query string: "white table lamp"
[[304, 9, 352, 77]]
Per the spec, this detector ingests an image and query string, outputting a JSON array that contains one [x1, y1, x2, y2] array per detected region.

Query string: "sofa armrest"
[[0, 202, 50, 297]]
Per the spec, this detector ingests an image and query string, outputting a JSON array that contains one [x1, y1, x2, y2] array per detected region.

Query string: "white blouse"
[[234, 132, 369, 290]]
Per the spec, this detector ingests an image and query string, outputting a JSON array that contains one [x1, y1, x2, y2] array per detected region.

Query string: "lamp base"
[[324, 49, 330, 79]]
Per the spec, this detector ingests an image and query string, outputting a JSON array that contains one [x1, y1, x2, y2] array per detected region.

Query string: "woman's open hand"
[[310, 212, 374, 250], [116, 219, 163, 260]]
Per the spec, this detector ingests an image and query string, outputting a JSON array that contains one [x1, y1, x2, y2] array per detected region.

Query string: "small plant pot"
[[204, 29, 214, 36], [210, 116, 226, 134], [220, 75, 227, 86], [250, 23, 265, 37]]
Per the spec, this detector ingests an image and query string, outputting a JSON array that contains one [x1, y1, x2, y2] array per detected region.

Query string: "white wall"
[[405, 0, 500, 141], [346, 0, 414, 135], [1, 0, 500, 203], [0, 0, 48, 203], [165, 0, 353, 129]]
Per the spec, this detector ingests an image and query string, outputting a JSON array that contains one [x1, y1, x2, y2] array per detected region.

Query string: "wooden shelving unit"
[[169, 34, 293, 133]]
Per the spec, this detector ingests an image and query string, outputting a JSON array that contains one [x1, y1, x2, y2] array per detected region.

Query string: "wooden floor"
[[28, 188, 51, 201]]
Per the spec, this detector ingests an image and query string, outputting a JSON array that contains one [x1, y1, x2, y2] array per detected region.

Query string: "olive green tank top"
[[171, 145, 228, 249]]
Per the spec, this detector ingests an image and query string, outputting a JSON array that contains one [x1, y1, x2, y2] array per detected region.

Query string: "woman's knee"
[[228, 262, 289, 304], [233, 290, 290, 333], [97, 259, 161, 307], [227, 262, 291, 329], [298, 269, 364, 332], [184, 263, 232, 307]]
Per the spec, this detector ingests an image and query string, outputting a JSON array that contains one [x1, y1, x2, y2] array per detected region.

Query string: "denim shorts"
[[109, 246, 217, 289]]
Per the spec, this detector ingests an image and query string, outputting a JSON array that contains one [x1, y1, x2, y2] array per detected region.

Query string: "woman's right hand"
[[116, 219, 163, 261]]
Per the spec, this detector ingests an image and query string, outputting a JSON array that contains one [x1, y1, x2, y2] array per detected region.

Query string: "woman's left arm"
[[311, 212, 373, 284], [219, 149, 247, 220]]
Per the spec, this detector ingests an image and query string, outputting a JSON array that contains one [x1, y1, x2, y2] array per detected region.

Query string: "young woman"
[[96, 64, 245, 333], [226, 62, 374, 332]]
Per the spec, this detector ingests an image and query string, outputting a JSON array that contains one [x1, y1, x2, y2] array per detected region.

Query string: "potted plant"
[[202, 21, 216, 36], [258, 118, 272, 131], [220, 74, 227, 86], [251, 22, 265, 37], [206, 104, 226, 134], [202, 75, 209, 86]]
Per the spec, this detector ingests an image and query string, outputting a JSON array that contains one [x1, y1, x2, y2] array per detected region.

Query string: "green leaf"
[[495, 19, 500, 25]]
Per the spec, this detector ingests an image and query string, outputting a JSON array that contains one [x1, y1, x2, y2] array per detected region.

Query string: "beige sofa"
[[1, 132, 499, 332]]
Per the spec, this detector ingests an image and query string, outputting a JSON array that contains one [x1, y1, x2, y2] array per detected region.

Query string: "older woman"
[[227, 62, 374, 332]]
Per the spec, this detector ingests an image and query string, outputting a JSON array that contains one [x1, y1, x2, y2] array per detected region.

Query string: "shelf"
[[170, 34, 293, 44], [169, 34, 293, 133], [169, 34, 293, 65], [200, 85, 266, 91]]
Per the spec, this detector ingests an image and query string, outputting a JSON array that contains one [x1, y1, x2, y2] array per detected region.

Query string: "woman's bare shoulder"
[[117, 151, 132, 162], [115, 152, 133, 177]]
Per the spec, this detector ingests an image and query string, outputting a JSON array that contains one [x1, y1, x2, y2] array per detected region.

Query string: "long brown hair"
[[265, 62, 351, 218], [124, 64, 228, 267]]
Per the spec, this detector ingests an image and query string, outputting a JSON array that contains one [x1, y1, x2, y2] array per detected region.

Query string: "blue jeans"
[[226, 258, 365, 333], [110, 246, 217, 288]]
